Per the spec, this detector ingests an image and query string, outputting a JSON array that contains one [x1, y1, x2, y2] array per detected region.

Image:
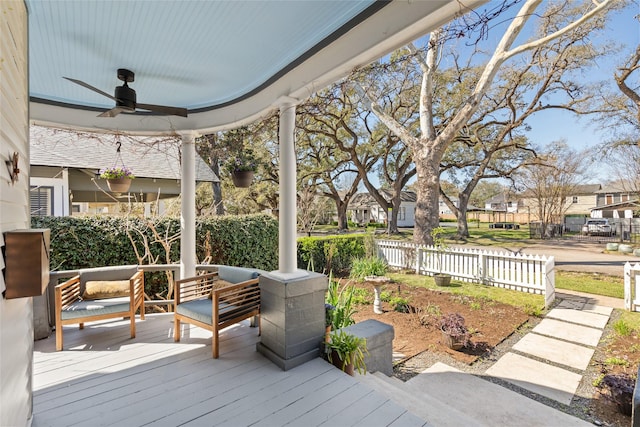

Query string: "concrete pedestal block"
[[257, 271, 328, 370], [341, 319, 394, 376], [33, 292, 51, 340]]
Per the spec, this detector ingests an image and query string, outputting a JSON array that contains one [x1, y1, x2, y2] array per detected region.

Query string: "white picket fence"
[[375, 240, 555, 309], [624, 262, 640, 312]]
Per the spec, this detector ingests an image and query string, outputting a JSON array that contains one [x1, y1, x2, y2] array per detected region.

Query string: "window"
[[572, 196, 578, 203], [30, 186, 53, 217], [606, 194, 613, 205], [398, 207, 406, 221]]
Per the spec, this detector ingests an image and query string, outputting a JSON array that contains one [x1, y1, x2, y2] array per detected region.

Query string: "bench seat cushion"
[[177, 299, 237, 325], [217, 266, 259, 283], [61, 297, 130, 320]]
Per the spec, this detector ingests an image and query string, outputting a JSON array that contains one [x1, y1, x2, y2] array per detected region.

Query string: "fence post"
[[415, 246, 421, 275], [543, 256, 555, 310], [478, 251, 486, 284], [625, 262, 632, 311]]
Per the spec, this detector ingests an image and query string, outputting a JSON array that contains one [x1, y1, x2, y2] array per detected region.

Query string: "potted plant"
[[226, 151, 257, 187], [438, 313, 472, 350], [99, 166, 135, 192], [324, 303, 335, 343], [601, 373, 635, 416], [325, 329, 367, 376], [431, 226, 451, 286]]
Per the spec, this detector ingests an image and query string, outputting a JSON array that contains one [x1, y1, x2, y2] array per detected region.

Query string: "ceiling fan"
[[64, 68, 188, 118]]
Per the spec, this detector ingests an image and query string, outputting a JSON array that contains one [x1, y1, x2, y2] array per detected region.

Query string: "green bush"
[[33, 214, 277, 271], [297, 234, 366, 274]]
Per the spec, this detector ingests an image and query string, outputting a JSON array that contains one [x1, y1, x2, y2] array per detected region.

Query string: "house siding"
[[564, 194, 597, 215], [0, 2, 33, 426]]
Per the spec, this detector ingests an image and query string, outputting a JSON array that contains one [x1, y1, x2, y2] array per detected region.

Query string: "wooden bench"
[[54, 267, 145, 351], [173, 269, 260, 358]]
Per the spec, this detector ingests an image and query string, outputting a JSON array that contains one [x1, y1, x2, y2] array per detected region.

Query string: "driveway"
[[478, 240, 638, 277]]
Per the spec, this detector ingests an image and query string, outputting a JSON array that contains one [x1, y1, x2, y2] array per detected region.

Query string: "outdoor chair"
[[54, 265, 145, 351], [173, 266, 260, 358]]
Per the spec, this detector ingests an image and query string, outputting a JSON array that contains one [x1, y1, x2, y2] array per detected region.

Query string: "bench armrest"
[[174, 272, 219, 305], [129, 270, 145, 309], [55, 276, 81, 310], [211, 278, 260, 323]]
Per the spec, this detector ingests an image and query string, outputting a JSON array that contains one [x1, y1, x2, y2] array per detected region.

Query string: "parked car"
[[582, 219, 614, 236]]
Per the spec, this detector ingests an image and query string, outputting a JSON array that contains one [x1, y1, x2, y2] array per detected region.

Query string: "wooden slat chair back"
[[54, 269, 145, 351], [173, 271, 260, 358]]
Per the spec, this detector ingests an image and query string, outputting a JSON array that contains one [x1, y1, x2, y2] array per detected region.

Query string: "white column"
[[179, 131, 198, 279], [271, 99, 307, 279]]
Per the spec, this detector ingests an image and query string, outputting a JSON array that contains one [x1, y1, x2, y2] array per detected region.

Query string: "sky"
[[522, 7, 638, 149], [390, 0, 639, 189], [471, 1, 638, 182]]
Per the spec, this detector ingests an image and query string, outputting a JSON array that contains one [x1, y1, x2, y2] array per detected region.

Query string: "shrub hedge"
[[31, 214, 278, 272], [297, 234, 366, 274]]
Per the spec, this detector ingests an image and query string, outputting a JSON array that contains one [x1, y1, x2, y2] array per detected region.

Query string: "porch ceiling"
[[27, 0, 485, 135]]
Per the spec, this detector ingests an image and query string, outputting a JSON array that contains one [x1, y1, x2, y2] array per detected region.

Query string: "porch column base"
[[257, 271, 328, 371]]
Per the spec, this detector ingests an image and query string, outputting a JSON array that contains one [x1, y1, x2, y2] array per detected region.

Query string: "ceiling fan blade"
[[63, 77, 117, 101], [136, 103, 188, 117], [98, 107, 126, 118]]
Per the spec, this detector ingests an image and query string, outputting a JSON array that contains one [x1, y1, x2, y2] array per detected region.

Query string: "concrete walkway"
[[485, 293, 613, 406], [358, 292, 621, 425]]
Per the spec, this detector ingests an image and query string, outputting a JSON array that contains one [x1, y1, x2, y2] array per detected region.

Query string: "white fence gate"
[[375, 240, 555, 309], [624, 262, 640, 312]]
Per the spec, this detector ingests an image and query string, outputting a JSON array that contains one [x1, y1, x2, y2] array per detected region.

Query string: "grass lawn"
[[555, 271, 624, 299], [387, 271, 545, 316]]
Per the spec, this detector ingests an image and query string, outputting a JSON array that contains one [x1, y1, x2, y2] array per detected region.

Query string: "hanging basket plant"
[[226, 150, 257, 188], [99, 167, 135, 192], [99, 140, 135, 193]]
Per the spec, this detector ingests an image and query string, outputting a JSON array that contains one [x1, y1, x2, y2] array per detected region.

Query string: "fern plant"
[[349, 256, 388, 280], [325, 274, 357, 330], [326, 329, 368, 375]]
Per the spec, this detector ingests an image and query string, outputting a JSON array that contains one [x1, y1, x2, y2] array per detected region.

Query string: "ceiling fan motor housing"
[[115, 83, 136, 111]]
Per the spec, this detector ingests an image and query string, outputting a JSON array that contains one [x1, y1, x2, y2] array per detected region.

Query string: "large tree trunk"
[[413, 149, 442, 245], [388, 199, 400, 234], [211, 181, 224, 215], [455, 192, 470, 239], [335, 200, 349, 230]]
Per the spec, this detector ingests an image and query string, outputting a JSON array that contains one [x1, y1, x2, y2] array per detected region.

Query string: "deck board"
[[33, 313, 425, 427]]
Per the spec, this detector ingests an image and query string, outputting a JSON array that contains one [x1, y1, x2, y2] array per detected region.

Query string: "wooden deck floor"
[[33, 313, 427, 427]]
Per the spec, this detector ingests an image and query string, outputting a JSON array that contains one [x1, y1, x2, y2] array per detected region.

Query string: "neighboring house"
[[563, 184, 602, 215], [30, 127, 218, 217], [590, 185, 639, 219], [590, 198, 640, 219], [348, 190, 416, 227], [484, 194, 520, 213], [594, 184, 638, 210]]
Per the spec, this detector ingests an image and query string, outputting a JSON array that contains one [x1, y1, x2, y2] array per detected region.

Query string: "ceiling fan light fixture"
[[63, 68, 187, 118]]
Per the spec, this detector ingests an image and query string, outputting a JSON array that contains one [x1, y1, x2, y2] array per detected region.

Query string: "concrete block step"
[[371, 370, 405, 387], [357, 370, 478, 426], [404, 363, 590, 426]]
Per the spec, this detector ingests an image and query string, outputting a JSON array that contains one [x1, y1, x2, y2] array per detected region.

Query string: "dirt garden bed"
[[347, 278, 639, 426]]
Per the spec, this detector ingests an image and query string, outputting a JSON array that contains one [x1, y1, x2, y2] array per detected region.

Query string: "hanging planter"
[[105, 176, 132, 193], [99, 140, 135, 193], [100, 166, 135, 193], [226, 150, 257, 188], [231, 170, 254, 188]]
